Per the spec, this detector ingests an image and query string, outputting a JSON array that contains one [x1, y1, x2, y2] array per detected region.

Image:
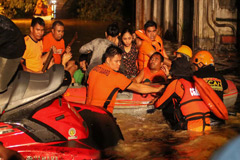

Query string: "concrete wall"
[[135, 0, 176, 39], [193, 0, 237, 51], [136, 0, 238, 52]]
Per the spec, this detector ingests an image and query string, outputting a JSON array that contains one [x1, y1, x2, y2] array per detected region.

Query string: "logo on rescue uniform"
[[26, 156, 59, 160], [190, 87, 200, 96], [56, 49, 63, 54], [68, 128, 77, 140]]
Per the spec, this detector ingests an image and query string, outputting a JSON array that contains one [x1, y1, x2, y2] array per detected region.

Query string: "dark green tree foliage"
[[2, 0, 37, 18], [76, 0, 123, 21]]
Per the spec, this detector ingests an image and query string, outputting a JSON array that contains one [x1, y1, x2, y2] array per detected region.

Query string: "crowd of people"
[[0, 15, 230, 158], [16, 17, 229, 131], [2, 16, 229, 130]]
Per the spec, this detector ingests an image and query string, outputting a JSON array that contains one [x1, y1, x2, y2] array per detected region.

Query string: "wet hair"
[[52, 20, 64, 29], [150, 52, 164, 63], [144, 20, 157, 30], [106, 22, 119, 37], [31, 17, 45, 27], [102, 45, 123, 63]]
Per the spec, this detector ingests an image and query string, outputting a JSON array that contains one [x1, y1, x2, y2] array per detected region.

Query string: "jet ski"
[[0, 64, 123, 159]]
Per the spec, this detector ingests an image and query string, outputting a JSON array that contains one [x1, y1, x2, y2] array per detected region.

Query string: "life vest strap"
[[185, 112, 210, 119], [175, 110, 211, 131], [103, 88, 120, 109], [180, 99, 203, 106], [184, 112, 211, 131]]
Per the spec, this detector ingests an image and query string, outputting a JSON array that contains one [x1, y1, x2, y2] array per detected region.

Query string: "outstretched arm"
[[127, 82, 165, 94], [132, 69, 144, 83], [79, 40, 95, 54]]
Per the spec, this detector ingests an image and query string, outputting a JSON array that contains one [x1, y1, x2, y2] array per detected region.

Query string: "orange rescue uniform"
[[142, 67, 167, 83], [86, 63, 132, 113], [155, 78, 211, 132], [136, 30, 168, 71], [42, 32, 65, 64], [22, 35, 43, 72], [34, 1, 42, 15]]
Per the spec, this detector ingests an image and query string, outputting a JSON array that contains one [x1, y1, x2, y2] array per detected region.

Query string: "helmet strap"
[[177, 52, 190, 61], [198, 62, 206, 69], [193, 62, 202, 70]]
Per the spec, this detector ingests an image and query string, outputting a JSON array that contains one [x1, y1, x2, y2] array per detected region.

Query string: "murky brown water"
[[13, 19, 240, 160], [104, 47, 240, 160], [105, 112, 240, 160]]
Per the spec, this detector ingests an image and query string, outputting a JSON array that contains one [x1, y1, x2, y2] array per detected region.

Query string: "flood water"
[[13, 18, 240, 160], [107, 48, 240, 160]]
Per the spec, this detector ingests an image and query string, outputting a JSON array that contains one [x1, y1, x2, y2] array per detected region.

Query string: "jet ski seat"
[[0, 64, 65, 114]]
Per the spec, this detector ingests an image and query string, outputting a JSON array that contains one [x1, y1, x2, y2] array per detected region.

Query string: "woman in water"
[[118, 27, 138, 78]]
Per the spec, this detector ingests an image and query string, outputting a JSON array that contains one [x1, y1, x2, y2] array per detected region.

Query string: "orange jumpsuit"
[[86, 63, 132, 113]]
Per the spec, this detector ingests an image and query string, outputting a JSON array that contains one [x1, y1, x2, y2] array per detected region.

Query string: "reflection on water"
[[104, 111, 240, 159], [13, 18, 240, 159], [106, 46, 240, 159]]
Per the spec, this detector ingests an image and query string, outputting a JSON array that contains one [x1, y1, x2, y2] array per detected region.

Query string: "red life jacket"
[[175, 79, 211, 132]]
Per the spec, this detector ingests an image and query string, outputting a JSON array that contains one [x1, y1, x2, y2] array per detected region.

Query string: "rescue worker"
[[155, 57, 211, 132], [34, 0, 43, 15], [136, 20, 171, 71], [192, 50, 229, 125], [165, 45, 192, 79], [86, 45, 165, 113], [133, 52, 169, 84], [174, 45, 192, 61]]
